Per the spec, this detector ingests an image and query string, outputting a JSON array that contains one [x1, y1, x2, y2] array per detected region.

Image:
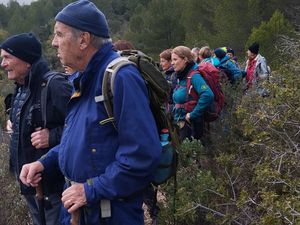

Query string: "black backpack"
[[32, 71, 68, 128], [96, 50, 180, 185]]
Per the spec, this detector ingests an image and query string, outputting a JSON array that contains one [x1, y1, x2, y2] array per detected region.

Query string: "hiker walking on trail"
[[191, 47, 201, 64], [159, 48, 177, 114], [172, 46, 214, 141], [0, 32, 72, 225], [214, 47, 243, 84], [226, 47, 239, 68], [113, 39, 135, 51], [199, 46, 220, 67], [19, 1, 161, 225], [244, 42, 270, 96]]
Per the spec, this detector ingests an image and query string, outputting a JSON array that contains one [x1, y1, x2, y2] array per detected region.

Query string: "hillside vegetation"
[[0, 0, 299, 224]]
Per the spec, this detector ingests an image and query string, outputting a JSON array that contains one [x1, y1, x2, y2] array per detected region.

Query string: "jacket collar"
[[75, 42, 118, 95], [84, 43, 113, 76], [176, 61, 196, 80], [25, 58, 49, 89]]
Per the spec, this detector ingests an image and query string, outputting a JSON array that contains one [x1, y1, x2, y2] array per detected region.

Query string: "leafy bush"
[[246, 10, 295, 69]]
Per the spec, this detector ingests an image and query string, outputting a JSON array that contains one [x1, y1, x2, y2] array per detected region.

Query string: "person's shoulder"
[[114, 59, 140, 78], [191, 72, 205, 82], [256, 54, 265, 60], [45, 71, 72, 92], [43, 71, 68, 83]]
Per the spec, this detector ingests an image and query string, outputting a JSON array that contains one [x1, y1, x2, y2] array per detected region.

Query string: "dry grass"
[[0, 131, 31, 225]]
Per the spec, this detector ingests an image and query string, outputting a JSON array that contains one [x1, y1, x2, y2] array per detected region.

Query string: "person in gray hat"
[[19, 1, 161, 225], [0, 32, 72, 225]]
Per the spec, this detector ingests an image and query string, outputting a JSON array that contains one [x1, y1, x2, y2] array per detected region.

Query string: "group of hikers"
[[157, 44, 269, 143], [0, 0, 270, 225]]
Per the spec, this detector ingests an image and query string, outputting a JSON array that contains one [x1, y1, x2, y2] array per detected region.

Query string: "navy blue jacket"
[[40, 43, 161, 225]]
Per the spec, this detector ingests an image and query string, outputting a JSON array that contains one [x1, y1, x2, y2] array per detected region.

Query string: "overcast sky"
[[0, 0, 36, 5]]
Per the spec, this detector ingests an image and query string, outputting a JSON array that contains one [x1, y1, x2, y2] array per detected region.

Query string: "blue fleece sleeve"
[[39, 145, 59, 173], [189, 74, 214, 120], [84, 65, 162, 203], [228, 61, 243, 80]]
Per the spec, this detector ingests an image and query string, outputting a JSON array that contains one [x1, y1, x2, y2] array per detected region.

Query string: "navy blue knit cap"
[[0, 32, 42, 64], [55, 0, 110, 38], [214, 48, 227, 59]]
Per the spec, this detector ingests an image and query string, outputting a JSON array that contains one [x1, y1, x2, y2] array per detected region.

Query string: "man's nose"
[[51, 37, 58, 48], [1, 58, 6, 67]]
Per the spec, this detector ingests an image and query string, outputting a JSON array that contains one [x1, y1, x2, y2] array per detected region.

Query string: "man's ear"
[[79, 32, 91, 50]]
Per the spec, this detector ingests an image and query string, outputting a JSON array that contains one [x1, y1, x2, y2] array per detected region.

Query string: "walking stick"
[[36, 182, 46, 225], [70, 209, 80, 225]]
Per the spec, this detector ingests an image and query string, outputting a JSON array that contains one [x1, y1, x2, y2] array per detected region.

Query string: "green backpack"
[[97, 50, 180, 185]]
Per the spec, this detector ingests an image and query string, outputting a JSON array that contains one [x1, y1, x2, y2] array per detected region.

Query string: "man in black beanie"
[[244, 42, 270, 96], [19, 1, 162, 225], [1, 32, 72, 225]]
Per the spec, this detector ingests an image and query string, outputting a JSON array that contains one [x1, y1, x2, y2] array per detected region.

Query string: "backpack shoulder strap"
[[95, 57, 135, 127], [185, 69, 200, 101], [40, 71, 65, 128], [186, 69, 198, 92]]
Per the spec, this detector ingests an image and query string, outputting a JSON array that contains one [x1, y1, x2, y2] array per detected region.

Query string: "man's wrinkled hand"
[[62, 183, 87, 213], [31, 127, 50, 149], [19, 161, 44, 187]]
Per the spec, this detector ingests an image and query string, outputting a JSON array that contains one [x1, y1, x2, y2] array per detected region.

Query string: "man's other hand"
[[31, 127, 50, 149], [19, 161, 44, 187]]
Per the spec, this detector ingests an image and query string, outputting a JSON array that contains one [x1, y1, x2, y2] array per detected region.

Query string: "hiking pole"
[[36, 182, 46, 225], [70, 209, 80, 225]]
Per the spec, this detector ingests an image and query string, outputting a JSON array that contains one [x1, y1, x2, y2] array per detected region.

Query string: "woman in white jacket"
[[244, 42, 270, 96]]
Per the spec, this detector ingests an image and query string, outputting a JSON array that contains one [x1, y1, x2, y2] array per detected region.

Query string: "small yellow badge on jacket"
[[71, 91, 81, 99], [201, 85, 208, 90]]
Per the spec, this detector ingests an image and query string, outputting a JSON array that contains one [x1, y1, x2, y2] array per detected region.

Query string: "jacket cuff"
[[190, 111, 197, 120], [38, 146, 59, 173], [84, 179, 101, 204], [39, 157, 52, 173]]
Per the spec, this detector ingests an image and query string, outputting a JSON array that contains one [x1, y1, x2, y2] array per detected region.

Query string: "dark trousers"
[[179, 119, 204, 141], [24, 193, 61, 225]]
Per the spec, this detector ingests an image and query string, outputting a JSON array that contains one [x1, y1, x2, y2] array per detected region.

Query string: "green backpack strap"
[[95, 57, 135, 128]]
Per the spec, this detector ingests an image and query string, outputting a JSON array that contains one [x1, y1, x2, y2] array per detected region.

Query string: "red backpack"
[[185, 62, 225, 122]]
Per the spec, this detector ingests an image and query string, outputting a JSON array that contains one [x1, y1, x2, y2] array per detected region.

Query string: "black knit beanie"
[[214, 48, 227, 59], [1, 32, 42, 64], [248, 42, 259, 54]]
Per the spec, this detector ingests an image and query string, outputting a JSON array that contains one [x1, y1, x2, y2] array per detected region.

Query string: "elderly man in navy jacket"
[[19, 1, 161, 225]]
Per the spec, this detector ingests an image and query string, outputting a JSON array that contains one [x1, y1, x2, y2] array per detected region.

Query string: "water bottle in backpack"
[[153, 129, 177, 185]]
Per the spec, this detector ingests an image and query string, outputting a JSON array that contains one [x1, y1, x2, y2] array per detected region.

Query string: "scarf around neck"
[[176, 61, 195, 80]]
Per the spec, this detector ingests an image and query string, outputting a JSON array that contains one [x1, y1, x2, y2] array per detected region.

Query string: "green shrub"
[[158, 40, 299, 224]]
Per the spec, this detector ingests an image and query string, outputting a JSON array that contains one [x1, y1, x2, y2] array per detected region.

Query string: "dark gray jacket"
[[9, 58, 72, 195]]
